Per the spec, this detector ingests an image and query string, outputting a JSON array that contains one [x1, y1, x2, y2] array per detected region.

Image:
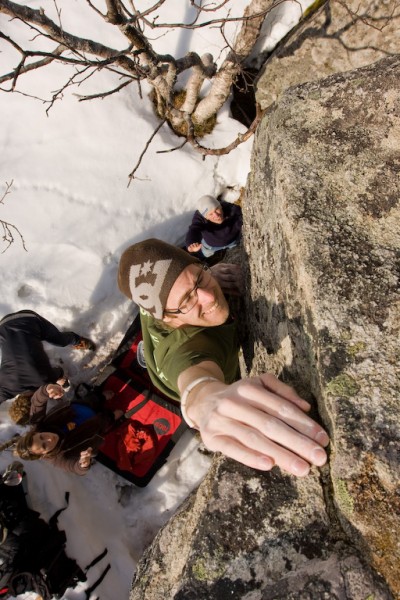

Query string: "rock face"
[[255, 0, 400, 110], [129, 53, 399, 600], [242, 53, 400, 598]]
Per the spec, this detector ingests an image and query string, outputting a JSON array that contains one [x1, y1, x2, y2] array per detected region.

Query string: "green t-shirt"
[[139, 308, 240, 401]]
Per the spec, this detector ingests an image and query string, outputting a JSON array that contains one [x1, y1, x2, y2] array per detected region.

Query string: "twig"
[[85, 0, 106, 18], [46, 65, 92, 114], [127, 119, 166, 186], [0, 180, 13, 205], [129, 0, 166, 19], [1, 220, 27, 253], [190, 0, 231, 12], [156, 139, 187, 154], [0, 181, 28, 252], [137, 2, 281, 30], [75, 78, 134, 101]]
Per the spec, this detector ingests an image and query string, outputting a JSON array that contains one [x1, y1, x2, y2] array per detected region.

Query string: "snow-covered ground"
[[0, 2, 312, 598]]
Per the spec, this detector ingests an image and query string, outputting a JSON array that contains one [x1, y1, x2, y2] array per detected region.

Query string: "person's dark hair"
[[13, 431, 41, 461], [13, 430, 62, 461], [0, 435, 21, 454]]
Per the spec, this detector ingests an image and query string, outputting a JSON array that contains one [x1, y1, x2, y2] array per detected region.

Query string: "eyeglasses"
[[164, 264, 212, 315]]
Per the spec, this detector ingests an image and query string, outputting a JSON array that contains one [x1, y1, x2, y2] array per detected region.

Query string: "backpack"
[[0, 472, 32, 592], [0, 482, 109, 600], [93, 316, 187, 487]]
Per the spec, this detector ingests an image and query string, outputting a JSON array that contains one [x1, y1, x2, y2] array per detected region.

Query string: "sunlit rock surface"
[[130, 54, 399, 600]]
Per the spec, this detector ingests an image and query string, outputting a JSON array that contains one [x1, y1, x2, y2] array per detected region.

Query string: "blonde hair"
[[9, 392, 33, 426]]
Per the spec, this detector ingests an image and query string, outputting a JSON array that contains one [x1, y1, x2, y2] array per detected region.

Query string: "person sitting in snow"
[[0, 310, 95, 405], [8, 387, 158, 475], [8, 383, 121, 475], [117, 239, 330, 478], [185, 195, 242, 260]]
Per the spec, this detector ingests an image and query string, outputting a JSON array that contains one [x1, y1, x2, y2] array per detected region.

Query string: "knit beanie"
[[118, 239, 200, 319], [197, 195, 220, 217]]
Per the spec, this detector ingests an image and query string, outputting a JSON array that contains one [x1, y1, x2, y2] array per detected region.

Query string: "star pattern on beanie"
[[129, 259, 172, 318], [140, 260, 153, 276]]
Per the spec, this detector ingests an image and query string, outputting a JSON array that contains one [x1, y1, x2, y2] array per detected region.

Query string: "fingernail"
[[315, 430, 329, 446], [258, 456, 274, 470], [291, 459, 309, 476], [311, 447, 327, 466]]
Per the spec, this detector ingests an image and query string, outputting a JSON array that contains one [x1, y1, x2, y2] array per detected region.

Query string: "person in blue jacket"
[[185, 195, 242, 259], [11, 383, 119, 475]]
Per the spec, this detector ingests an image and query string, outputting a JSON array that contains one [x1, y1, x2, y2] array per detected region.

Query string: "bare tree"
[[0, 0, 306, 180], [0, 180, 27, 252]]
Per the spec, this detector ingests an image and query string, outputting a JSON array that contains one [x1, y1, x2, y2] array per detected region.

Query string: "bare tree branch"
[[130, 1, 167, 19], [85, 0, 106, 19], [190, 0, 232, 12], [105, 0, 125, 24], [136, 0, 279, 29], [187, 103, 265, 155], [45, 65, 93, 113], [75, 78, 134, 101], [0, 0, 141, 73], [0, 0, 347, 180], [156, 139, 188, 154], [193, 0, 273, 123], [0, 180, 12, 205], [128, 119, 166, 186], [0, 181, 27, 252]]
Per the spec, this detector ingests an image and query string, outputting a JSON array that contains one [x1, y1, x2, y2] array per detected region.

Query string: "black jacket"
[[0, 311, 77, 404], [185, 200, 242, 249]]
